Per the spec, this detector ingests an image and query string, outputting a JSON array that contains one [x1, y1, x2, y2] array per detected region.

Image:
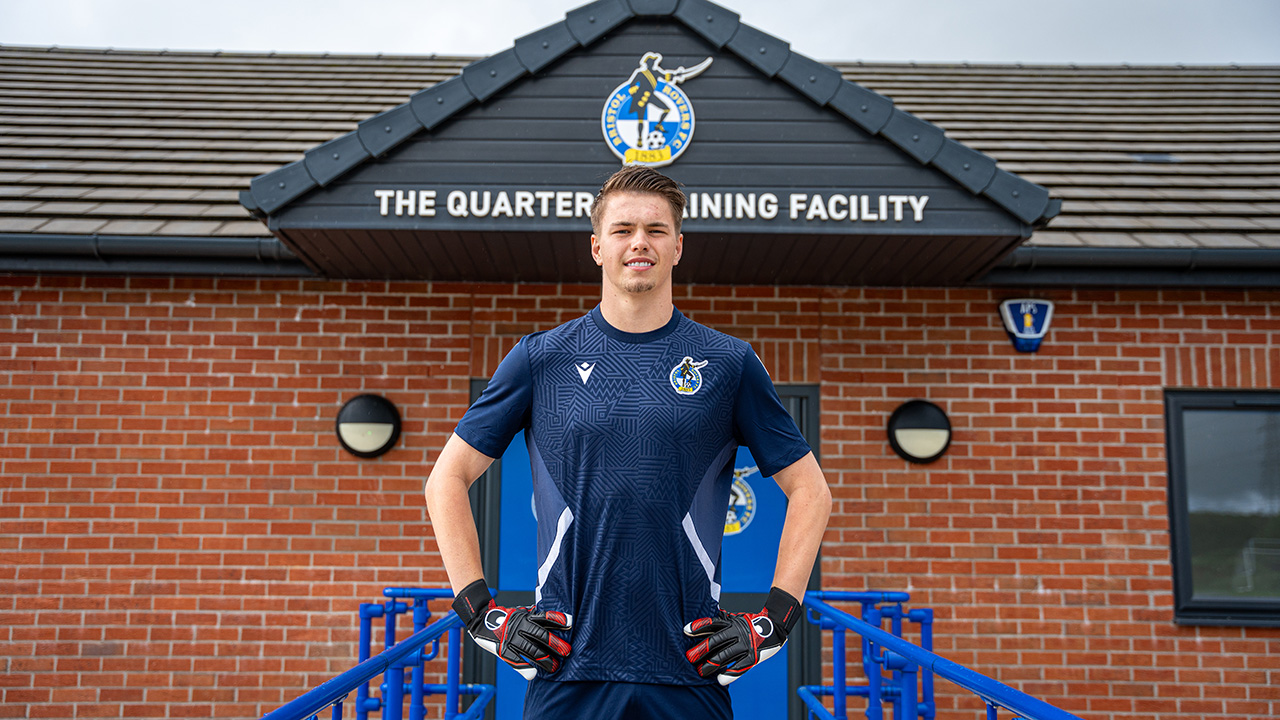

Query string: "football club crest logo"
[[725, 466, 758, 536], [669, 356, 708, 395], [601, 52, 712, 167]]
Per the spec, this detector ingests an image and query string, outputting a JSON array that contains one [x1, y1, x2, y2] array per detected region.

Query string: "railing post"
[[384, 666, 404, 720], [356, 603, 382, 720], [864, 606, 882, 720], [897, 659, 918, 720], [410, 600, 429, 720], [832, 622, 847, 720], [445, 626, 462, 720], [383, 600, 404, 720], [912, 608, 934, 720]]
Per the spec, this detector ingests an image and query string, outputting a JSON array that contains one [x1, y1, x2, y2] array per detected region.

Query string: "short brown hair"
[[590, 165, 686, 235]]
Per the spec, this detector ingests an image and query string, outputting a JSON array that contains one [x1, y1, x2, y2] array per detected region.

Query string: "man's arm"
[[425, 432, 574, 679], [423, 432, 496, 594], [769, 451, 831, 599]]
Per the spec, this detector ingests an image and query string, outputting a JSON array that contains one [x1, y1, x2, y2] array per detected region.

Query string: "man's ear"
[[590, 234, 602, 266], [674, 233, 683, 266]]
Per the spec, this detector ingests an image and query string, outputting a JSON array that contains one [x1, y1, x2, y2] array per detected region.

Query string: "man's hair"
[[590, 165, 687, 235]]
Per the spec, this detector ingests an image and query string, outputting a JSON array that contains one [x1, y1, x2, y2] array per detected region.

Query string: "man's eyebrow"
[[607, 219, 671, 230]]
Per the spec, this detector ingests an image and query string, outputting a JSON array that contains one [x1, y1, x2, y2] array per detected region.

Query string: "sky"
[[2, 0, 1279, 64]]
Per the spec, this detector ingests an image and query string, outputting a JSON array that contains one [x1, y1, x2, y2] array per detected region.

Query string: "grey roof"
[[239, 0, 1057, 228], [1, 43, 1278, 252]]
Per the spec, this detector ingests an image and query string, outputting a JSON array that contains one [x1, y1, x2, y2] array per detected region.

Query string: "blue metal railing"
[[798, 591, 933, 720], [801, 591, 1086, 720], [261, 587, 1084, 720], [260, 589, 493, 720]]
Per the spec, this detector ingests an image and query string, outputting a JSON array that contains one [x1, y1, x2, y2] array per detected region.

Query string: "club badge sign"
[[602, 52, 712, 167]]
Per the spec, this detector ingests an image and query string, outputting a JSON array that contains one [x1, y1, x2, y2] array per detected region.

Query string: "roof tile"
[[153, 220, 223, 235], [1077, 232, 1143, 247], [1135, 233, 1201, 248], [95, 219, 166, 234], [0, 216, 47, 232], [36, 218, 108, 233]]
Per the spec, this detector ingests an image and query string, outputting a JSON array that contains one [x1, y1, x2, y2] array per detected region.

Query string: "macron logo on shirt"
[[576, 362, 595, 384]]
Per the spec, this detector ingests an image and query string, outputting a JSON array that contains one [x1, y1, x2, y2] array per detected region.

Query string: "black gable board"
[[269, 18, 1032, 284]]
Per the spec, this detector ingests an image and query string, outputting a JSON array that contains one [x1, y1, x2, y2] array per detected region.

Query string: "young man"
[[424, 166, 831, 719]]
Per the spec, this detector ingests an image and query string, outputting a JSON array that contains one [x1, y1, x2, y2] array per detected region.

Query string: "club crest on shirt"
[[669, 356, 708, 396], [725, 465, 758, 536]]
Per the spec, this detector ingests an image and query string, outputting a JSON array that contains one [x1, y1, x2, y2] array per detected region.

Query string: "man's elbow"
[[423, 465, 459, 517], [809, 476, 832, 520]]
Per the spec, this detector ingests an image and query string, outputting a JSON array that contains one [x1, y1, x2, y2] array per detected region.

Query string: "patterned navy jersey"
[[454, 306, 810, 685]]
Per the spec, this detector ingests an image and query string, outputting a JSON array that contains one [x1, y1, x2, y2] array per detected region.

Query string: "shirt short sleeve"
[[733, 352, 812, 477], [454, 338, 533, 459]]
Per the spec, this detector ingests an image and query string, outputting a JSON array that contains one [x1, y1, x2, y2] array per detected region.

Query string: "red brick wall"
[[1, 276, 1277, 719]]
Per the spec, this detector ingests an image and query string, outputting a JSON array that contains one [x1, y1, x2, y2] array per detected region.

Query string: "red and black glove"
[[683, 587, 801, 686], [452, 579, 572, 680]]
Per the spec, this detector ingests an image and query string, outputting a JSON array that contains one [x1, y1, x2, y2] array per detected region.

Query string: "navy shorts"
[[522, 678, 732, 720]]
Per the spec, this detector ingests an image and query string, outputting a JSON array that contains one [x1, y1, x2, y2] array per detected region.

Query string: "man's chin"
[[621, 278, 659, 295]]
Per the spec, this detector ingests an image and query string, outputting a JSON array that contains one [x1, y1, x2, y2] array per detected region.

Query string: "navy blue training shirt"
[[454, 305, 811, 685]]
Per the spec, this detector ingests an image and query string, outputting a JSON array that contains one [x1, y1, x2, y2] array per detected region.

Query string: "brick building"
[[1, 3, 1278, 719]]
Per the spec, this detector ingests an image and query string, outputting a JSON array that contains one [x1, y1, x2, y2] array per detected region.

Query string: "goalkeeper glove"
[[683, 587, 801, 685], [451, 579, 572, 680]]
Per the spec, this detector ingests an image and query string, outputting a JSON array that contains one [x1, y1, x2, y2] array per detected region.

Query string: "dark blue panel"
[[881, 109, 945, 163], [304, 132, 370, 187], [462, 49, 528, 103], [726, 643, 789, 720], [776, 52, 842, 105], [565, 0, 633, 45], [357, 104, 422, 158], [249, 160, 315, 215], [496, 430, 536, 719], [494, 660, 528, 719], [627, 0, 678, 15], [983, 168, 1050, 225], [497, 430, 537, 592], [514, 22, 580, 74], [410, 77, 475, 130], [931, 139, 997, 194], [721, 448, 788, 594], [724, 23, 789, 77], [828, 81, 894, 134], [673, 0, 740, 48], [723, 446, 790, 720]]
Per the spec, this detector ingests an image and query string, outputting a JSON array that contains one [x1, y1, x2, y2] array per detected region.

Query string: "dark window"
[[1166, 390, 1280, 626]]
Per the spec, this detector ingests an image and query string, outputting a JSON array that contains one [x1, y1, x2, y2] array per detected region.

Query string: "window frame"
[[1165, 389, 1280, 627]]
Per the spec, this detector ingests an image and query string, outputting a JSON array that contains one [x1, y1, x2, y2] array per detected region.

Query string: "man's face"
[[591, 191, 683, 297]]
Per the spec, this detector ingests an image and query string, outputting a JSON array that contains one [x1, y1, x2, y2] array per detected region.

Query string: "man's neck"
[[597, 288, 674, 334]]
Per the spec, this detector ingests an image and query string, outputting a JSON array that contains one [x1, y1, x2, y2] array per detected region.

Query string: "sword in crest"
[[624, 53, 713, 149]]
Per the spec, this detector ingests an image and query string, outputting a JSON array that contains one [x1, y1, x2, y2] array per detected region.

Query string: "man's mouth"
[[625, 260, 654, 268]]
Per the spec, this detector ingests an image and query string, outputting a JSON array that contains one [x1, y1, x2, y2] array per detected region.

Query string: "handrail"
[[260, 612, 463, 720], [805, 592, 1086, 720]]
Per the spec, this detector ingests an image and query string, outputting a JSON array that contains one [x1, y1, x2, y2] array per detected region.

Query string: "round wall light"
[[336, 394, 401, 458], [887, 400, 951, 464]]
